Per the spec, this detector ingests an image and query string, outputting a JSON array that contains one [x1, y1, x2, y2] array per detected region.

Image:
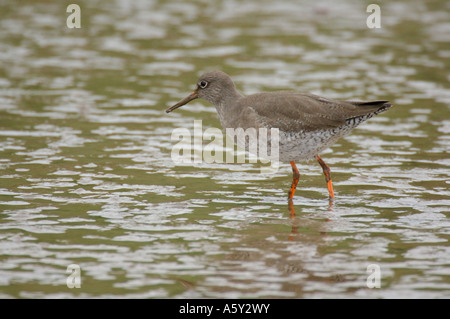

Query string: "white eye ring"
[[199, 80, 208, 88]]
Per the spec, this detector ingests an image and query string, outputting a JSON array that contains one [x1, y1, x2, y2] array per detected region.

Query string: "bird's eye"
[[199, 80, 208, 88]]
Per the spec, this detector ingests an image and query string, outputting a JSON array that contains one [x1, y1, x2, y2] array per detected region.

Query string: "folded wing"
[[238, 92, 391, 132]]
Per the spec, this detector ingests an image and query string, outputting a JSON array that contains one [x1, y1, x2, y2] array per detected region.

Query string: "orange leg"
[[288, 161, 299, 219], [288, 161, 300, 201], [315, 155, 335, 200]]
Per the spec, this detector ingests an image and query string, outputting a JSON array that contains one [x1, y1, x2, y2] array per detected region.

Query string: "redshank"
[[166, 70, 392, 205]]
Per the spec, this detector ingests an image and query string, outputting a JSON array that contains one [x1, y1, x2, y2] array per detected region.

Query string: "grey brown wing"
[[238, 93, 381, 132], [238, 93, 392, 132]]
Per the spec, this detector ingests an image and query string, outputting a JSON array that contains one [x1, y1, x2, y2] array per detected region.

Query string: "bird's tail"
[[345, 101, 393, 126]]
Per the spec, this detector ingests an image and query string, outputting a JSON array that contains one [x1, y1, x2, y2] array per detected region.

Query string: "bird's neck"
[[214, 89, 243, 128]]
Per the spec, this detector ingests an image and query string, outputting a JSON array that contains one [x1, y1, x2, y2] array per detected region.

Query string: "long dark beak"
[[165, 91, 198, 113]]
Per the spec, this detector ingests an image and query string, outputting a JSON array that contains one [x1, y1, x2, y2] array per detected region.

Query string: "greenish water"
[[0, 0, 449, 298]]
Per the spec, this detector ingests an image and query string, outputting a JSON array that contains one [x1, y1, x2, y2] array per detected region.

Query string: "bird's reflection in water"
[[288, 198, 333, 241]]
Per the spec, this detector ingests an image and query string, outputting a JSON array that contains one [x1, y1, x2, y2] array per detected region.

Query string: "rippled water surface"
[[0, 0, 449, 298]]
